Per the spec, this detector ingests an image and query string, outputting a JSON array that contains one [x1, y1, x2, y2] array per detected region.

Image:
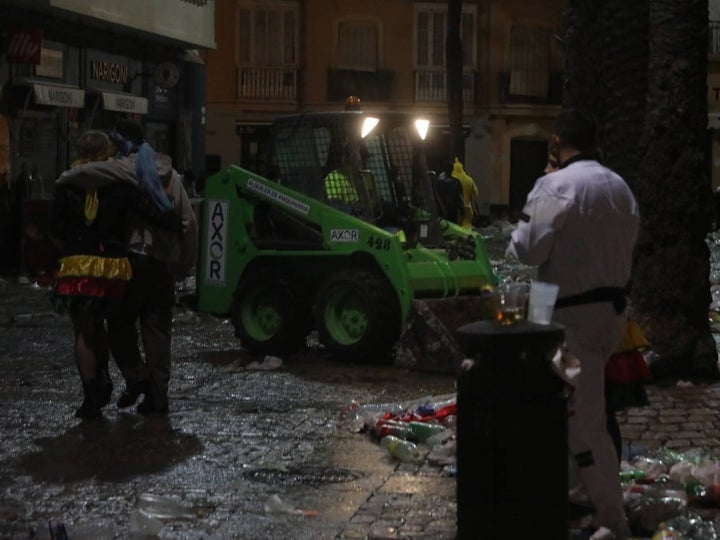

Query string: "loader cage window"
[[271, 113, 440, 228], [273, 122, 326, 200]]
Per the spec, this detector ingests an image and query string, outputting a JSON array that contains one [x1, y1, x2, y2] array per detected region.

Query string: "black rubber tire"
[[314, 268, 401, 363], [231, 269, 311, 356]]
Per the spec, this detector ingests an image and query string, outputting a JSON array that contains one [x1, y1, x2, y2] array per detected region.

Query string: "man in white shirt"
[[507, 108, 640, 539]]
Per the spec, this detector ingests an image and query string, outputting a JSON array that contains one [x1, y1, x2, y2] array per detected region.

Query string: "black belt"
[[555, 287, 627, 314]]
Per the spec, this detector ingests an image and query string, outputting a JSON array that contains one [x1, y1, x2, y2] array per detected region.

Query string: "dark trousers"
[[108, 253, 174, 409]]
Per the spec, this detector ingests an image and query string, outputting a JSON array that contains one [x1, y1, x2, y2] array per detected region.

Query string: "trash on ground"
[[620, 447, 720, 537], [345, 393, 458, 470], [128, 509, 163, 537], [263, 494, 318, 517], [136, 492, 195, 520], [246, 355, 283, 370]]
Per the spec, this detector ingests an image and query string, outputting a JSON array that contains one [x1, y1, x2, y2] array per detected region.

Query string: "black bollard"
[[455, 320, 567, 540]]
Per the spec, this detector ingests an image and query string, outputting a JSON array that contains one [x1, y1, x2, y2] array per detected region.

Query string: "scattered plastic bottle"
[[137, 492, 195, 519], [380, 435, 421, 462], [407, 421, 448, 443], [412, 395, 456, 417], [373, 419, 415, 440], [45, 520, 116, 540], [342, 401, 406, 418], [128, 510, 163, 537], [619, 469, 646, 482]]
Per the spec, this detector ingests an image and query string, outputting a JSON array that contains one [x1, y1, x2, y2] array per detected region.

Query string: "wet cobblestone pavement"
[[3, 274, 720, 538], [0, 278, 456, 539]]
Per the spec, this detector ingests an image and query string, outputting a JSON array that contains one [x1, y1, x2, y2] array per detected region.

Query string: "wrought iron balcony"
[[237, 66, 298, 101], [414, 68, 475, 103]]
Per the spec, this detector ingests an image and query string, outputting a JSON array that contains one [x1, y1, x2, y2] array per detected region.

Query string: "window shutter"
[[238, 9, 251, 64], [509, 26, 549, 97], [338, 22, 378, 71]]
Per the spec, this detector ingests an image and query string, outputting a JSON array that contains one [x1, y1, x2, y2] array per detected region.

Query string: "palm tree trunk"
[[633, 0, 718, 378], [563, 0, 648, 189], [597, 1, 648, 191], [562, 0, 605, 115]]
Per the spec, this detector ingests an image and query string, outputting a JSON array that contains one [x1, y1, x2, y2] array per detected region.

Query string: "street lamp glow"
[[361, 117, 380, 138], [415, 118, 430, 140]]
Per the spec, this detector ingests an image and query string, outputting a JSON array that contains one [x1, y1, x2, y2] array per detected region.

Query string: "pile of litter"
[[343, 393, 458, 474], [616, 447, 720, 538], [346, 394, 720, 539]]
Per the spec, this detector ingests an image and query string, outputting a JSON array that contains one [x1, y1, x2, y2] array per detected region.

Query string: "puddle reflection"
[[17, 414, 202, 483]]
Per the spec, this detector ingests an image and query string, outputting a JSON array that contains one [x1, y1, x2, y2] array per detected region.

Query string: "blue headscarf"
[[109, 127, 172, 212]]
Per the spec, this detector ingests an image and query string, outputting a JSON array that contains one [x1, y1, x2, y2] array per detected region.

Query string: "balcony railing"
[[237, 67, 297, 101], [414, 68, 475, 103], [711, 21, 720, 54]]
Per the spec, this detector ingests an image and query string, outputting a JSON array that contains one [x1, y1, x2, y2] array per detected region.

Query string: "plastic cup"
[[527, 281, 559, 324], [491, 282, 529, 325]]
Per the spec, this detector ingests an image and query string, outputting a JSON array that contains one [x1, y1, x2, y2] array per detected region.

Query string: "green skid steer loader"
[[198, 110, 497, 362]]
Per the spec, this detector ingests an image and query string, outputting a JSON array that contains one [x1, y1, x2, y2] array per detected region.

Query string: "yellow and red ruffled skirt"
[[605, 320, 653, 412], [51, 254, 132, 314]]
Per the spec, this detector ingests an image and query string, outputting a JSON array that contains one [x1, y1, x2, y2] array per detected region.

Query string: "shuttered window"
[[508, 25, 549, 98], [237, 1, 297, 66], [337, 21, 379, 71], [415, 5, 476, 68]]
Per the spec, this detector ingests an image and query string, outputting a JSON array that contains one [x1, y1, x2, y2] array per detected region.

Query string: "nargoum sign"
[[6, 28, 43, 64]]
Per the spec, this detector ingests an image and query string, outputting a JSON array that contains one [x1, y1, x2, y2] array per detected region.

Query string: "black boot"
[[75, 380, 102, 419], [137, 385, 168, 415], [117, 380, 150, 408]]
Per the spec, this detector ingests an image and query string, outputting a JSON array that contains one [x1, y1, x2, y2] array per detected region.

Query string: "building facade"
[[203, 0, 565, 220], [0, 0, 215, 274]]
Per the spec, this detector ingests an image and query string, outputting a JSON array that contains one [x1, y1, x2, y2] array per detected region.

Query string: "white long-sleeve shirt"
[[506, 159, 639, 299]]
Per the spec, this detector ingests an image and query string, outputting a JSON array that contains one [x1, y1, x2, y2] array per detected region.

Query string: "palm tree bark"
[[563, 0, 648, 189], [633, 0, 717, 378], [597, 1, 648, 190], [562, 0, 605, 115]]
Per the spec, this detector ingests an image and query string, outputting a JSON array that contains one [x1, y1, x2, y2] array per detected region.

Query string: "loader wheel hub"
[[242, 299, 281, 340], [324, 291, 368, 345]]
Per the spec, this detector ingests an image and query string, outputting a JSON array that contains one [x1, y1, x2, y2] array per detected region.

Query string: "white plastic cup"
[[528, 282, 559, 324]]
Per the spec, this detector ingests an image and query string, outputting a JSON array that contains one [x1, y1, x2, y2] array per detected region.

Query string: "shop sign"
[[7, 28, 42, 64], [101, 91, 148, 114], [90, 61, 129, 85], [35, 49, 64, 79], [32, 83, 85, 108]]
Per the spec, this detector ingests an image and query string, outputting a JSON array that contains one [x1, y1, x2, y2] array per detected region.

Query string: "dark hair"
[[554, 108, 597, 155], [113, 120, 144, 146]]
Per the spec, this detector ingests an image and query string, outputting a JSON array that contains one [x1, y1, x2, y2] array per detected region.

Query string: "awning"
[[32, 82, 85, 108], [710, 113, 720, 129], [100, 91, 148, 115]]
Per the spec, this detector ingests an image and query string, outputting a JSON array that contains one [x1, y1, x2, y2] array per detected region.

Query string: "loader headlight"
[[361, 117, 380, 138], [414, 118, 430, 140]]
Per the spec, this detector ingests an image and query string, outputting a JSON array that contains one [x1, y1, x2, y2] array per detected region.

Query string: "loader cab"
[[270, 111, 444, 248]]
